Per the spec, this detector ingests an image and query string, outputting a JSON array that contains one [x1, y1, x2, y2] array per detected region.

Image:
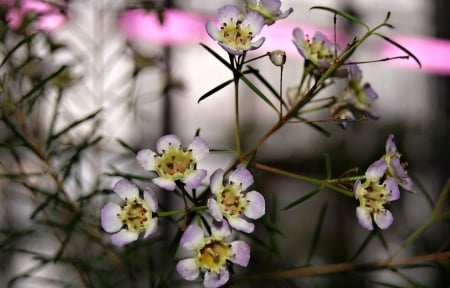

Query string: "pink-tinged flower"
[[176, 221, 250, 288], [383, 134, 416, 193], [330, 64, 379, 128], [3, 0, 67, 32], [354, 160, 400, 230], [207, 167, 265, 233], [293, 28, 335, 68], [206, 4, 266, 55], [136, 134, 209, 191], [244, 0, 293, 25], [100, 179, 158, 246]]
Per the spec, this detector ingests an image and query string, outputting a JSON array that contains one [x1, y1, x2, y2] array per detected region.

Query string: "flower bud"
[[269, 50, 286, 66]]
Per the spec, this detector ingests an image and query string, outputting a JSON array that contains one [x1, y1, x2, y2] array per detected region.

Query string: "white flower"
[[136, 134, 209, 191], [207, 166, 265, 233], [100, 179, 158, 246], [176, 221, 250, 288]]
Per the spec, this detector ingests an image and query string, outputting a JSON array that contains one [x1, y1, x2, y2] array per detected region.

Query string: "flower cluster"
[[97, 1, 420, 286], [100, 134, 265, 287], [330, 64, 380, 128], [206, 1, 292, 55], [354, 134, 415, 230]]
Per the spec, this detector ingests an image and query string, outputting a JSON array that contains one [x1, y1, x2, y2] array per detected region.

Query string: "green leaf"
[[350, 230, 376, 261], [245, 66, 287, 108], [19, 65, 67, 105], [282, 187, 321, 211], [0, 33, 36, 68], [198, 79, 233, 103], [240, 73, 279, 113], [306, 202, 328, 265], [47, 108, 102, 145], [310, 6, 369, 31], [373, 33, 422, 68], [200, 43, 279, 113], [117, 138, 137, 155], [200, 43, 234, 71]]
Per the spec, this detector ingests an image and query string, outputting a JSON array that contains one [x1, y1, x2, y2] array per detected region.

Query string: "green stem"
[[156, 205, 208, 217], [387, 217, 434, 261], [387, 179, 450, 261], [225, 23, 390, 173], [256, 163, 353, 197], [233, 76, 241, 157]]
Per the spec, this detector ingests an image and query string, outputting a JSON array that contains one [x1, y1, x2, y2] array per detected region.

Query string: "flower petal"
[[143, 217, 158, 238], [205, 20, 221, 41], [211, 220, 231, 238], [385, 177, 400, 201], [217, 4, 240, 23], [204, 269, 229, 288], [143, 187, 158, 211], [374, 209, 394, 230], [188, 136, 209, 161], [110, 229, 139, 246], [227, 216, 254, 233], [391, 157, 407, 178], [249, 37, 265, 50], [113, 179, 139, 200], [210, 169, 225, 194], [176, 258, 199, 281], [207, 198, 224, 222], [230, 240, 250, 267], [244, 191, 265, 219], [348, 64, 362, 82], [100, 203, 122, 233], [183, 169, 207, 189], [153, 177, 176, 191], [356, 207, 373, 230], [385, 134, 397, 155], [229, 166, 254, 190], [136, 149, 157, 171], [399, 176, 416, 193], [242, 11, 265, 35], [292, 28, 307, 58], [363, 83, 378, 101], [366, 159, 388, 180], [156, 134, 181, 154], [180, 224, 204, 250], [260, 0, 282, 12]]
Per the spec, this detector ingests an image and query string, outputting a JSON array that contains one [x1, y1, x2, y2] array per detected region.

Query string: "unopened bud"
[[269, 50, 286, 66]]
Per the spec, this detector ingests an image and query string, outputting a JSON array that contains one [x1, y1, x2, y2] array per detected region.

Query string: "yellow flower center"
[[196, 238, 232, 272], [357, 180, 389, 214], [304, 35, 334, 66], [218, 184, 248, 217], [155, 145, 195, 180], [220, 20, 254, 50], [119, 198, 151, 233]]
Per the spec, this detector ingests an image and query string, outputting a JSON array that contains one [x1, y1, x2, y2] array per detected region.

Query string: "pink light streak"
[[118, 9, 208, 46], [377, 35, 450, 75], [118, 8, 450, 75]]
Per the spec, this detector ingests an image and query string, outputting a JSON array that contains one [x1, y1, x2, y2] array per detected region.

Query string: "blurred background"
[[0, 0, 448, 287]]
